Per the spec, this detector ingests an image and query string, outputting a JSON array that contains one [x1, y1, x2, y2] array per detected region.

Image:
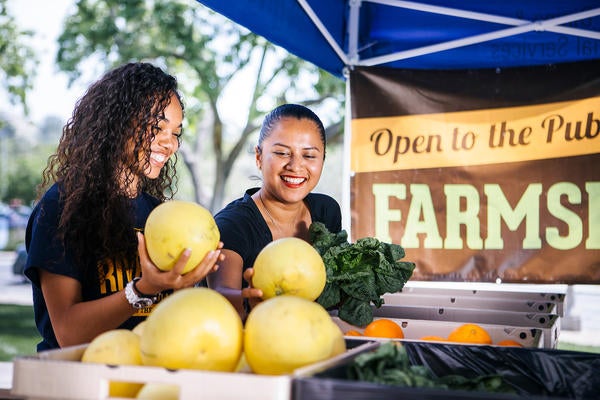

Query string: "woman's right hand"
[[135, 232, 223, 294]]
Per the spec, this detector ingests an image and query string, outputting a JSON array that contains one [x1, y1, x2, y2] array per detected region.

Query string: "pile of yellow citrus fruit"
[[79, 233, 350, 398], [81, 287, 346, 398]]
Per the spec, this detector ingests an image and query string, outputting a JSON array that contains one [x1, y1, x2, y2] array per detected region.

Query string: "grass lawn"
[[556, 341, 600, 354], [0, 304, 40, 361]]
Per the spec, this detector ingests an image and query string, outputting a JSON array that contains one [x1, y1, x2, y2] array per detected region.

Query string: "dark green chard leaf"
[[310, 222, 348, 255], [338, 297, 373, 328], [309, 222, 416, 327], [347, 342, 515, 393], [339, 266, 379, 302], [316, 282, 341, 309]]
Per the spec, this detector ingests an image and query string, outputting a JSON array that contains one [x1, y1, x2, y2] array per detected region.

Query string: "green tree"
[[0, 0, 37, 119], [56, 0, 344, 211], [0, 118, 52, 205], [2, 156, 42, 205]]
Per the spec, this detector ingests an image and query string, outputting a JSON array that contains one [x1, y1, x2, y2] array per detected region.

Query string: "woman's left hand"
[[135, 232, 224, 294]]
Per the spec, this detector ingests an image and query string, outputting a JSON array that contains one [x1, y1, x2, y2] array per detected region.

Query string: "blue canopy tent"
[[194, 0, 600, 77], [196, 0, 600, 228], [195, 1, 600, 286]]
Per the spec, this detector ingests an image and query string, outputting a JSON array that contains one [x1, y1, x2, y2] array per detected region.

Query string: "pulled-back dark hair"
[[39, 62, 184, 274], [258, 104, 326, 159]]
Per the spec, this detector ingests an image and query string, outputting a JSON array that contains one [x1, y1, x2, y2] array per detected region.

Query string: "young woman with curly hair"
[[24, 62, 223, 351]]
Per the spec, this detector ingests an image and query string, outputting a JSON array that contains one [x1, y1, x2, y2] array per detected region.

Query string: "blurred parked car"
[[0, 203, 10, 249], [1, 201, 31, 248]]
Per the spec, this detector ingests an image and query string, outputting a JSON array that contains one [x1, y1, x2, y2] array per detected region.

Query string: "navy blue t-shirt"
[[215, 187, 342, 282], [24, 183, 161, 351]]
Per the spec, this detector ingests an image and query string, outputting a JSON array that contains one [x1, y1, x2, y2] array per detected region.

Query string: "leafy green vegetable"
[[309, 222, 416, 327], [347, 342, 514, 393], [348, 341, 442, 389]]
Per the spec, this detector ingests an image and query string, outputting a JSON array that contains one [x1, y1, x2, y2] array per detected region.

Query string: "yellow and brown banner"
[[349, 63, 600, 283]]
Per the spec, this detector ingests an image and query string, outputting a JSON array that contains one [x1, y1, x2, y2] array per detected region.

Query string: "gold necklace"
[[258, 191, 302, 236], [259, 191, 277, 229]]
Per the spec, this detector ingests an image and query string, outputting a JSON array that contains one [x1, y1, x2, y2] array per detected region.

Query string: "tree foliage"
[[0, 0, 38, 119], [1, 156, 43, 205], [0, 119, 53, 205], [56, 0, 345, 211]]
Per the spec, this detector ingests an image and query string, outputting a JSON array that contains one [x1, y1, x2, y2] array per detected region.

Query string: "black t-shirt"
[[24, 183, 161, 351], [215, 187, 342, 284]]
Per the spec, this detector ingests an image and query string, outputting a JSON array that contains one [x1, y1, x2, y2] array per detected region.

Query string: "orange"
[[419, 335, 447, 342], [447, 323, 492, 344], [496, 339, 523, 347], [363, 319, 404, 339], [345, 330, 362, 336]]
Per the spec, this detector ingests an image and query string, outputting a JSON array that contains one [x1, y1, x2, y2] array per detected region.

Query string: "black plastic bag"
[[403, 341, 600, 399]]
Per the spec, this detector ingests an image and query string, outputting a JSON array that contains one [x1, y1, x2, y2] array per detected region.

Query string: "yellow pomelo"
[[145, 200, 220, 274], [234, 351, 251, 373], [81, 329, 143, 398], [140, 287, 243, 371], [132, 320, 146, 336], [136, 383, 179, 400], [252, 237, 326, 301], [244, 295, 346, 375]]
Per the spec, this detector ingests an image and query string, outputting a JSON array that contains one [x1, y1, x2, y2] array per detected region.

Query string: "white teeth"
[[151, 153, 167, 163], [282, 176, 305, 184]]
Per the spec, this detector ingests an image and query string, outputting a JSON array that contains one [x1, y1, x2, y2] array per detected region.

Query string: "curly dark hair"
[[39, 62, 184, 274]]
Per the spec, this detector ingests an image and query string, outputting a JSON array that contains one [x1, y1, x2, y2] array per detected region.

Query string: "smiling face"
[[143, 93, 183, 179], [256, 116, 325, 203]]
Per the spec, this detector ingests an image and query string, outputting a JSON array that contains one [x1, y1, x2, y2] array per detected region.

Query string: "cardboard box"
[[333, 317, 543, 348], [10, 342, 373, 400]]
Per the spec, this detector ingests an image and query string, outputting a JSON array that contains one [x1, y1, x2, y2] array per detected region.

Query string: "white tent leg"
[[341, 68, 353, 241]]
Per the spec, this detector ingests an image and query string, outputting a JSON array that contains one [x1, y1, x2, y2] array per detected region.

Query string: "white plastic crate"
[[382, 292, 557, 314], [10, 342, 372, 400], [370, 304, 559, 348], [333, 316, 543, 348], [399, 282, 567, 316]]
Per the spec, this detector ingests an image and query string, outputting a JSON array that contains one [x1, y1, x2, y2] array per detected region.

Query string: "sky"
[[1, 0, 265, 131], [2, 0, 87, 125]]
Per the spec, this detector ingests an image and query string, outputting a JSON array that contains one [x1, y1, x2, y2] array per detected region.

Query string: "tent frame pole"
[[296, 0, 350, 65], [341, 68, 353, 239]]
